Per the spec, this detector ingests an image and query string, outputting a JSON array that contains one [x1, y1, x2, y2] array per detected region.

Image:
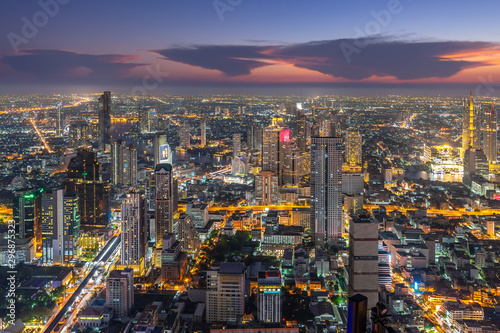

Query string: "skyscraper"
[[346, 130, 362, 167], [200, 119, 206, 147], [64, 149, 109, 229], [463, 148, 489, 187], [106, 268, 134, 318], [257, 270, 282, 323], [180, 122, 190, 149], [41, 189, 80, 265], [121, 192, 147, 276], [155, 164, 176, 249], [13, 189, 42, 253], [56, 102, 63, 137], [98, 91, 111, 151], [138, 107, 151, 133], [348, 214, 379, 310], [154, 133, 171, 166], [483, 104, 497, 164], [206, 263, 245, 323], [112, 140, 137, 186], [262, 124, 281, 172], [462, 92, 481, 157], [233, 133, 241, 157], [310, 136, 343, 244], [248, 125, 263, 150]]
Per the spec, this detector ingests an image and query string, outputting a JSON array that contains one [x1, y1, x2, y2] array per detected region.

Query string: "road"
[[43, 235, 121, 333]]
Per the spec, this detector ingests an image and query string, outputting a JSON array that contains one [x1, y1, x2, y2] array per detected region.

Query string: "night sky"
[[1, 0, 500, 95]]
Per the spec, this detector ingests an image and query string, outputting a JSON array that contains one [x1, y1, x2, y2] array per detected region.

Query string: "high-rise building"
[[13, 189, 42, 253], [462, 92, 481, 158], [64, 149, 109, 229], [206, 263, 245, 323], [120, 192, 147, 276], [173, 213, 200, 258], [138, 107, 151, 133], [56, 103, 63, 137], [155, 164, 176, 249], [68, 122, 90, 148], [98, 91, 111, 151], [41, 189, 80, 265], [281, 137, 301, 185], [200, 119, 206, 147], [348, 214, 379, 310], [483, 104, 497, 164], [161, 233, 188, 283], [180, 122, 190, 149], [249, 125, 263, 150], [262, 124, 281, 172], [346, 131, 362, 167], [233, 133, 241, 157], [294, 110, 307, 152], [255, 171, 279, 206], [112, 140, 137, 186], [257, 270, 282, 323], [154, 133, 171, 166], [106, 268, 134, 318], [463, 148, 489, 187], [310, 136, 343, 244]]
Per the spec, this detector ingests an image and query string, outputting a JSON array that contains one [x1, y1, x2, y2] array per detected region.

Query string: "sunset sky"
[[1, 0, 500, 95]]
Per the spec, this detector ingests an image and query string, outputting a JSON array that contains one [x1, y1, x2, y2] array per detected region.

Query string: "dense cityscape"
[[2, 1, 500, 333], [0, 91, 498, 333]]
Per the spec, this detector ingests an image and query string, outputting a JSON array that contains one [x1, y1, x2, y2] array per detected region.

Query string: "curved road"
[[43, 235, 121, 333]]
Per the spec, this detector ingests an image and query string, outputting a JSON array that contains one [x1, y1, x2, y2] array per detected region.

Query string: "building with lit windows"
[[120, 192, 147, 276], [106, 268, 134, 318], [258, 271, 282, 323]]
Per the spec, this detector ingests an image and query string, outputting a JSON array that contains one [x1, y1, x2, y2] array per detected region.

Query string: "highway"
[[43, 235, 121, 333]]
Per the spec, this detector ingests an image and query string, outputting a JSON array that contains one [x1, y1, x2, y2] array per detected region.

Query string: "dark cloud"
[[153, 38, 494, 80], [2, 49, 143, 83], [153, 45, 271, 76]]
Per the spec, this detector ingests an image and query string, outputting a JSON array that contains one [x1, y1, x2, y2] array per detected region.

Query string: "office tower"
[[233, 133, 241, 157], [98, 91, 111, 151], [348, 214, 379, 310], [106, 268, 134, 318], [483, 104, 497, 163], [155, 164, 176, 249], [380, 160, 392, 183], [68, 122, 90, 148], [238, 105, 246, 115], [138, 107, 151, 133], [346, 131, 362, 167], [255, 171, 279, 205], [121, 192, 147, 276], [347, 294, 368, 333], [342, 172, 364, 194], [41, 189, 80, 265], [344, 194, 363, 217], [56, 102, 63, 137], [180, 122, 190, 149], [154, 133, 171, 166], [310, 137, 343, 244], [64, 149, 109, 229], [89, 119, 99, 140], [248, 125, 263, 150], [13, 189, 42, 252], [112, 140, 137, 186], [463, 148, 489, 187], [206, 263, 245, 323], [257, 270, 282, 323], [161, 233, 188, 283], [200, 119, 206, 147]]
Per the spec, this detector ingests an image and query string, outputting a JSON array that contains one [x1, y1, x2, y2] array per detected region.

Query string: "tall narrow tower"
[[310, 136, 343, 245], [56, 102, 63, 137], [462, 91, 480, 156], [201, 119, 206, 147], [483, 104, 497, 164], [98, 91, 111, 151]]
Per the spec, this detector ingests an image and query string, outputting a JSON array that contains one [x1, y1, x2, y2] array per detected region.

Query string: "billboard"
[[159, 144, 171, 164]]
